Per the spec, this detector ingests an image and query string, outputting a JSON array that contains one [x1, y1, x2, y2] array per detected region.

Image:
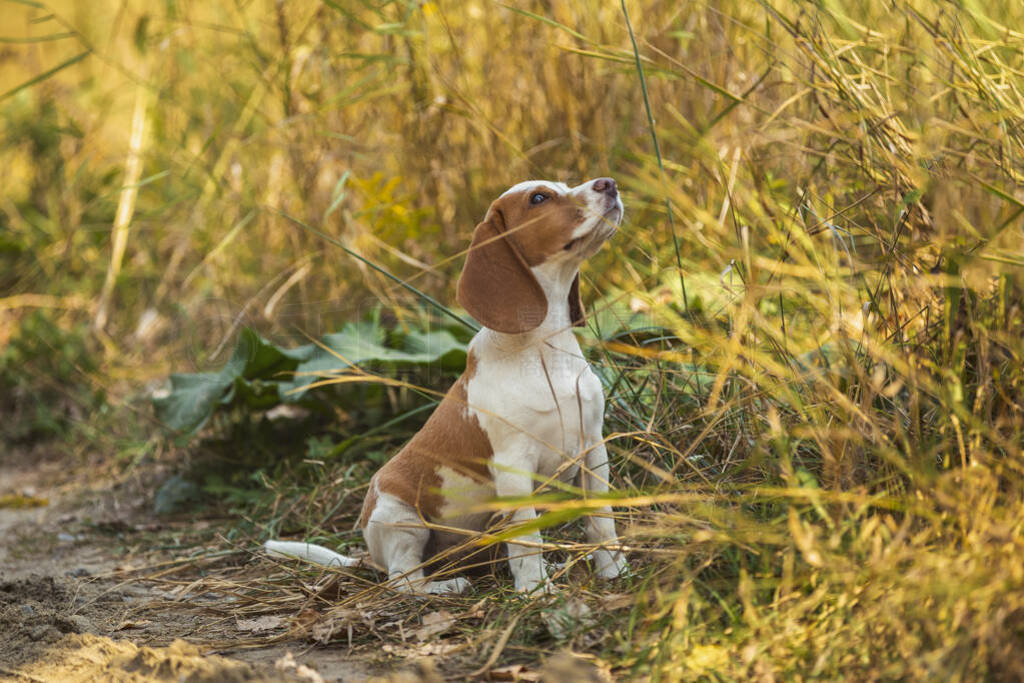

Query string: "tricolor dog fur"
[[266, 178, 628, 593]]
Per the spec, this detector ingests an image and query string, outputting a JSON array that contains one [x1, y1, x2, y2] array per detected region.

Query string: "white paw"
[[391, 575, 471, 595], [514, 575, 555, 594], [424, 577, 472, 595], [592, 550, 628, 579]]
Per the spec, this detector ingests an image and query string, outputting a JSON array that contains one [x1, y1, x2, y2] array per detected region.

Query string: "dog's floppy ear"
[[457, 208, 547, 334], [568, 272, 585, 327]]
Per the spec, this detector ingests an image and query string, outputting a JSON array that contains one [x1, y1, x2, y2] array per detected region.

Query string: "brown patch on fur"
[[568, 272, 585, 327], [357, 481, 378, 529], [464, 345, 479, 376], [457, 207, 548, 334], [457, 187, 586, 334], [495, 188, 584, 266], [362, 351, 492, 523]]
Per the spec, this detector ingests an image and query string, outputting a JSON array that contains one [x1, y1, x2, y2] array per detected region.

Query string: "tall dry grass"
[[2, 0, 1023, 678]]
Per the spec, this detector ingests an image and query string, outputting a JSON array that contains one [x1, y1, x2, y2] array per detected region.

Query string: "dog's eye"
[[529, 192, 548, 205], [563, 238, 578, 251]]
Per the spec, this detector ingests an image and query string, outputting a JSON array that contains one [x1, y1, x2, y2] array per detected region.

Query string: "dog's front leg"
[[582, 441, 628, 578], [492, 460, 548, 593]]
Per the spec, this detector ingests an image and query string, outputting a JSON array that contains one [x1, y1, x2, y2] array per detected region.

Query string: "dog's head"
[[457, 178, 623, 334]]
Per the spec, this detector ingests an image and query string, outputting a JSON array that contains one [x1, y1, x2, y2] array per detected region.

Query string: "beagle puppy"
[[266, 178, 628, 593]]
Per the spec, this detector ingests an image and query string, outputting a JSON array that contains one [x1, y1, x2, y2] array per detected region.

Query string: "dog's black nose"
[[592, 177, 617, 198]]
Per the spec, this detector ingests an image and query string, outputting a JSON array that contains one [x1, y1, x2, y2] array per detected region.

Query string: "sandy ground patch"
[[0, 457, 383, 682]]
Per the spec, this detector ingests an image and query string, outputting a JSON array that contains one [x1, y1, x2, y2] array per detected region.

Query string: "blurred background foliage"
[[2, 0, 1024, 678]]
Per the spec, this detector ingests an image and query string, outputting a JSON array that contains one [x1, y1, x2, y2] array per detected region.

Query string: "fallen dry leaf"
[[414, 610, 456, 641], [382, 641, 462, 657], [293, 607, 320, 629], [419, 641, 461, 656], [235, 615, 284, 633], [598, 593, 634, 611], [113, 620, 151, 631], [310, 618, 335, 644]]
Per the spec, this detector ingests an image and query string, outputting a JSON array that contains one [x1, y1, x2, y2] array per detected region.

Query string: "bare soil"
[[0, 454, 386, 682]]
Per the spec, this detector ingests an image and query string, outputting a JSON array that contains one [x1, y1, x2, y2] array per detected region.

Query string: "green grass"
[[2, 0, 1023, 678]]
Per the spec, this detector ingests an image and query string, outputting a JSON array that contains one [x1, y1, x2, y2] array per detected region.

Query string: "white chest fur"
[[465, 328, 605, 484]]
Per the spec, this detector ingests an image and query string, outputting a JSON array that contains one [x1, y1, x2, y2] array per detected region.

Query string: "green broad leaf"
[[153, 328, 308, 435], [280, 322, 465, 398], [154, 322, 467, 438], [234, 327, 315, 380], [394, 328, 468, 368], [153, 370, 236, 436], [231, 377, 284, 411]]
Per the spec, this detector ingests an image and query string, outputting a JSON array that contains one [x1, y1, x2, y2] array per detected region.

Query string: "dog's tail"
[[263, 540, 362, 568]]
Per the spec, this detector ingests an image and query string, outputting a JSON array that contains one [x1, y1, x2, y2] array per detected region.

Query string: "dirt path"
[[0, 458, 383, 683]]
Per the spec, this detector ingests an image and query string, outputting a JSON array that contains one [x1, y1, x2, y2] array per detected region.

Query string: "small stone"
[[29, 625, 60, 642], [68, 615, 93, 633], [20, 604, 35, 617], [66, 567, 91, 578]]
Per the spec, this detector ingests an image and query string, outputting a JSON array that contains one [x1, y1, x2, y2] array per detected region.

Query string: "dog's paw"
[[422, 577, 472, 595], [514, 575, 555, 594], [591, 550, 629, 579]]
